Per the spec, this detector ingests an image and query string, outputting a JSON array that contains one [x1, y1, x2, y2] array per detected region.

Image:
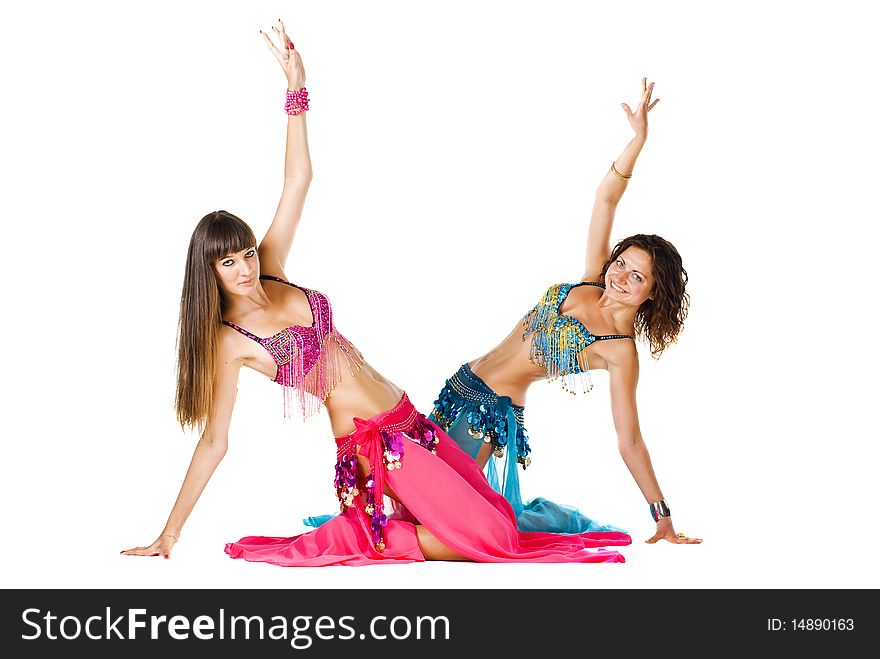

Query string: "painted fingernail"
[[289, 42, 294, 50]]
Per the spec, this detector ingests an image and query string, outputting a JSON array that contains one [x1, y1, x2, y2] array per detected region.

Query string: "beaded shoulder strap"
[[593, 333, 634, 341], [222, 320, 262, 343], [260, 274, 310, 294]]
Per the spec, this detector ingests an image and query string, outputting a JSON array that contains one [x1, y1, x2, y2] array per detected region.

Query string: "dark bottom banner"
[[1, 588, 872, 655]]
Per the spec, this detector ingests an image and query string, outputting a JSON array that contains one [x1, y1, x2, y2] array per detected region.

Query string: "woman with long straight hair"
[[122, 20, 631, 566]]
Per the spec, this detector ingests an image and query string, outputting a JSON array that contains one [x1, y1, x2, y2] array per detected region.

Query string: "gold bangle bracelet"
[[610, 161, 632, 181]]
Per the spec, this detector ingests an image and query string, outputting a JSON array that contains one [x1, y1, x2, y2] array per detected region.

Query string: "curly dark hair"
[[598, 234, 689, 358]]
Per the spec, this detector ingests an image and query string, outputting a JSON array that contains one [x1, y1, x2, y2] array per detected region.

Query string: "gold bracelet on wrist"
[[610, 161, 632, 182]]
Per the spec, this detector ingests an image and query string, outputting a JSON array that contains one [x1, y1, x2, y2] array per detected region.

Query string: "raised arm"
[[121, 337, 242, 558], [258, 19, 312, 278], [606, 344, 701, 544], [582, 79, 658, 282]]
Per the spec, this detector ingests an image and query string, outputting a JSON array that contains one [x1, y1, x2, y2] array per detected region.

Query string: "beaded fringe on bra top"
[[276, 329, 365, 419], [521, 285, 595, 395]]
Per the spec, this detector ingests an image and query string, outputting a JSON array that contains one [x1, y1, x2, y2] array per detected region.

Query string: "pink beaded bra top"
[[222, 275, 364, 419]]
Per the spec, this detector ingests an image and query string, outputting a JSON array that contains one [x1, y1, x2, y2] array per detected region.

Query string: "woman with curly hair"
[[430, 79, 701, 545]]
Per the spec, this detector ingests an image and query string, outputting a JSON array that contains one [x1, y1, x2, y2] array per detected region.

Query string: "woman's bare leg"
[[416, 526, 471, 561], [474, 441, 493, 468]]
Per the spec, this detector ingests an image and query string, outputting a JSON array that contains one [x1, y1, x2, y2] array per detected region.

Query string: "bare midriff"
[[323, 361, 405, 437], [467, 322, 547, 407]]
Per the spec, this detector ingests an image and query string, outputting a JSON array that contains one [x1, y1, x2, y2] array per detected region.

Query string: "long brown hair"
[[176, 210, 257, 430], [598, 234, 689, 358]]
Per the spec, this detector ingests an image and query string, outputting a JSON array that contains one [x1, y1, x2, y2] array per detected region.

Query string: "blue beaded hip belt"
[[431, 363, 532, 468]]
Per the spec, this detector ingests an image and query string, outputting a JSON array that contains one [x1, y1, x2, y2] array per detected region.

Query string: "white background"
[[1, 0, 878, 592]]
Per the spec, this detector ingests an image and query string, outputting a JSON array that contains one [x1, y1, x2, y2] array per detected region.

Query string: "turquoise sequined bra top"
[[522, 282, 634, 394]]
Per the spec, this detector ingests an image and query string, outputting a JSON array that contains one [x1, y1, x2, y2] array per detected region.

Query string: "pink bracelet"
[[285, 87, 309, 115]]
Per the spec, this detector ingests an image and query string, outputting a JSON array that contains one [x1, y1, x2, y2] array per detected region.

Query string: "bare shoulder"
[[218, 324, 250, 366], [603, 342, 640, 399], [603, 338, 639, 372]]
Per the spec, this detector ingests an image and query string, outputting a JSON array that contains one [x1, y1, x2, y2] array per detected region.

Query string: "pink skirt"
[[224, 393, 630, 566]]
